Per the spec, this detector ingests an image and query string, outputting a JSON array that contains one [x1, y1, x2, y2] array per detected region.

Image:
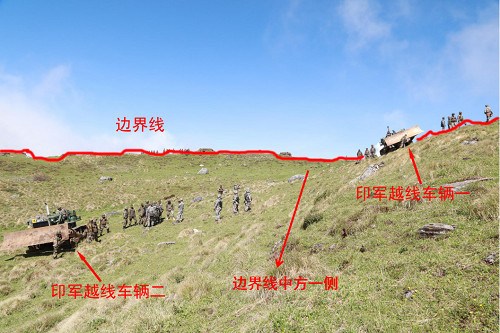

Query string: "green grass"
[[0, 123, 498, 332]]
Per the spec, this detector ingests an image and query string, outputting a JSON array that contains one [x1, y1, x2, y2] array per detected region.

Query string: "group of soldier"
[[357, 145, 377, 160], [440, 106, 495, 130], [122, 199, 185, 230], [440, 112, 464, 130], [214, 185, 252, 222]]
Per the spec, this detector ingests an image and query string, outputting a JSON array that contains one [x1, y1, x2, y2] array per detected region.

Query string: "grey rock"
[[198, 168, 209, 175], [443, 177, 492, 191], [288, 174, 305, 183], [192, 196, 203, 203], [484, 252, 497, 265], [404, 290, 414, 299], [157, 241, 176, 246], [310, 243, 324, 254], [419, 223, 455, 236], [99, 176, 113, 182], [462, 137, 479, 145]]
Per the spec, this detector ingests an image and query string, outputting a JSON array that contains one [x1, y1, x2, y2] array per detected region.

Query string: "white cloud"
[[338, 0, 391, 50], [34, 64, 71, 97], [446, 16, 499, 95], [0, 66, 177, 156], [383, 109, 408, 130]]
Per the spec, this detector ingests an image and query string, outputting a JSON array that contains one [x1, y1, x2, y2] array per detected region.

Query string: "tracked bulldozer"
[[0, 204, 87, 253], [379, 125, 423, 155]]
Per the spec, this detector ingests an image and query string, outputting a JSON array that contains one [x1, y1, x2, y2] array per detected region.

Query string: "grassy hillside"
[[0, 122, 498, 332]]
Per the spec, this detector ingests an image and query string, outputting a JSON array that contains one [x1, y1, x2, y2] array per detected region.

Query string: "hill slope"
[[0, 122, 498, 332]]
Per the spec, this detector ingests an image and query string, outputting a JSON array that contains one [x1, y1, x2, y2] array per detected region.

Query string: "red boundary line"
[[0, 117, 497, 163], [417, 117, 499, 142], [0, 148, 363, 163]]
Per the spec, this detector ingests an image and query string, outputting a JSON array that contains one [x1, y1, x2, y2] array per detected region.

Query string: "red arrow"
[[275, 170, 310, 268], [408, 148, 422, 184], [77, 251, 102, 282]]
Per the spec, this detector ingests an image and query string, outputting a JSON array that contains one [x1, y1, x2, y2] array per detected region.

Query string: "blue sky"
[[0, 0, 498, 157]]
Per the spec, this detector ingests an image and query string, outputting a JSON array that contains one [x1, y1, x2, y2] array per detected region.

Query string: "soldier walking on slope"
[[214, 194, 223, 222], [232, 185, 240, 214], [99, 214, 109, 236], [138, 204, 145, 226], [166, 200, 173, 220], [176, 199, 184, 223], [244, 189, 252, 212], [53, 231, 62, 259], [123, 207, 129, 229], [129, 206, 137, 226]]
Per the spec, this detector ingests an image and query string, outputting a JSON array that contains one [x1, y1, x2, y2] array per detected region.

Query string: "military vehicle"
[[379, 125, 423, 155], [0, 204, 87, 253]]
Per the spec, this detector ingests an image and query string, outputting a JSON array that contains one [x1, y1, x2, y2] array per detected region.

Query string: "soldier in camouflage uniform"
[[214, 194, 223, 222], [364, 148, 370, 159], [53, 231, 63, 259], [92, 219, 99, 242], [484, 105, 493, 121], [138, 204, 145, 226], [232, 185, 240, 214], [369, 145, 376, 158], [86, 220, 94, 242], [457, 112, 464, 124], [244, 189, 252, 212], [123, 207, 129, 229], [175, 199, 184, 223], [166, 200, 173, 220], [447, 116, 451, 129], [440, 117, 446, 130], [99, 214, 109, 236], [129, 206, 137, 226], [450, 113, 457, 127]]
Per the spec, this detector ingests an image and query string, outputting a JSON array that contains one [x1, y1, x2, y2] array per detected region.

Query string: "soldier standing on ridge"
[[99, 214, 109, 236], [244, 189, 252, 212], [232, 185, 240, 214], [458, 112, 464, 124], [484, 104, 493, 121], [53, 231, 62, 259], [356, 149, 363, 158], [370, 145, 376, 158], [450, 113, 457, 127], [440, 117, 446, 130], [129, 206, 137, 226], [386, 126, 391, 137], [447, 116, 452, 129], [214, 194, 223, 222], [364, 148, 370, 159], [176, 199, 184, 223], [123, 207, 129, 229]]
